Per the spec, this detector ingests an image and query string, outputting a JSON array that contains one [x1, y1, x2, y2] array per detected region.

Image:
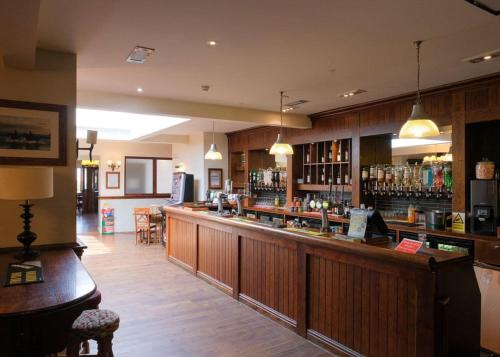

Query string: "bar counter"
[[164, 206, 480, 356]]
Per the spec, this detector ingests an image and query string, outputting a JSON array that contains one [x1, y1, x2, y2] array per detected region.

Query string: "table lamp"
[[0, 167, 54, 260]]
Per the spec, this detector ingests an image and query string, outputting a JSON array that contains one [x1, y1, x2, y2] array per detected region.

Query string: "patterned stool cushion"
[[72, 309, 120, 339]]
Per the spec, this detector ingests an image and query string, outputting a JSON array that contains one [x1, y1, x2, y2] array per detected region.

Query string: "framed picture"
[[208, 168, 223, 189], [106, 172, 120, 189], [0, 99, 67, 166]]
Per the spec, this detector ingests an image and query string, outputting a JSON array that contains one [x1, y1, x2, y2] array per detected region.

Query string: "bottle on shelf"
[[362, 166, 369, 181], [321, 167, 325, 184], [328, 149, 332, 162], [336, 172, 342, 185], [332, 140, 339, 162], [344, 149, 349, 162]]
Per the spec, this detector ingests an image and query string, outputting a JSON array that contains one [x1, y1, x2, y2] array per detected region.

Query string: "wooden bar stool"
[[67, 309, 120, 357]]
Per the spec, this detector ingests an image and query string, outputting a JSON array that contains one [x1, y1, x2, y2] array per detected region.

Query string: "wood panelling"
[[307, 255, 417, 357], [228, 73, 500, 215], [465, 81, 500, 123], [168, 216, 196, 271], [239, 235, 297, 321], [197, 224, 234, 290], [166, 208, 481, 356]]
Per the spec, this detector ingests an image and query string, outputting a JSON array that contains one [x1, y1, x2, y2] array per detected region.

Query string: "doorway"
[[77, 161, 99, 233]]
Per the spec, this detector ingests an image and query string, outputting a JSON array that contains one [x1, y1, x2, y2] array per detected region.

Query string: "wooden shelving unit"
[[230, 152, 246, 189], [295, 138, 352, 190]]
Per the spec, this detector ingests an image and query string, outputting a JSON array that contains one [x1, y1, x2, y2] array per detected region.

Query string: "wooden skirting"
[[307, 329, 363, 357], [239, 294, 297, 331], [196, 271, 233, 297]]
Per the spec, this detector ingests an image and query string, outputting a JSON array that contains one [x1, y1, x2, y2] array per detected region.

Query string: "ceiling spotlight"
[[339, 89, 366, 98], [137, 87, 143, 92], [207, 40, 218, 46], [464, 50, 500, 63]]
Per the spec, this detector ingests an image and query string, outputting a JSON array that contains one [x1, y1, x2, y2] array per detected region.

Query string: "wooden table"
[[0, 248, 100, 356]]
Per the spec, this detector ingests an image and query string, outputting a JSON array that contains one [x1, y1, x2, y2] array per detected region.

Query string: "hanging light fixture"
[[399, 41, 440, 138], [205, 120, 223, 160], [269, 91, 294, 156]]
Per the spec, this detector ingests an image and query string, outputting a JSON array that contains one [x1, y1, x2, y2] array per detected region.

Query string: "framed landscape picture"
[[0, 99, 67, 166], [208, 168, 223, 189]]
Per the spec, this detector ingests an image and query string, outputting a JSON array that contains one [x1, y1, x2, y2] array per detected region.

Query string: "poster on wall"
[[208, 168, 223, 189], [0, 99, 67, 166]]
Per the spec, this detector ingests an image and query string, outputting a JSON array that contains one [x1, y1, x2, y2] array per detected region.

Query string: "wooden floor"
[[78, 229, 331, 356]]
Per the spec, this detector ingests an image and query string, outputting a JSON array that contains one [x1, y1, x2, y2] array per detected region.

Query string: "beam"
[[77, 90, 312, 129]]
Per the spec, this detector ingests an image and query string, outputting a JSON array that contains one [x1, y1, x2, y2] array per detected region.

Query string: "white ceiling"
[[34, 0, 500, 115]]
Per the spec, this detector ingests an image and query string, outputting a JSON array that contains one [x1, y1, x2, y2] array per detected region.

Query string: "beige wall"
[[78, 140, 173, 196], [172, 132, 229, 201], [0, 50, 77, 248]]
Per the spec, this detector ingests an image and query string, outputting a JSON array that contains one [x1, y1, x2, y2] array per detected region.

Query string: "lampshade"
[[86, 130, 98, 144], [0, 167, 53, 200], [205, 143, 223, 160], [399, 104, 440, 138], [269, 133, 294, 155]]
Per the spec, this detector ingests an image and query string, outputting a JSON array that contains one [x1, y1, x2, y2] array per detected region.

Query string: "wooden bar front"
[[165, 207, 480, 357]]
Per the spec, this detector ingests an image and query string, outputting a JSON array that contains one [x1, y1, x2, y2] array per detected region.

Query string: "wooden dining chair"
[[134, 208, 157, 245]]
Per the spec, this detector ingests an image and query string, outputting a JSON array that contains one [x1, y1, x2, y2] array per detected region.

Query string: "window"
[[124, 157, 173, 196]]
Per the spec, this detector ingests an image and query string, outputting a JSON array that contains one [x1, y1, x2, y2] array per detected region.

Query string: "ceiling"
[[34, 0, 500, 115]]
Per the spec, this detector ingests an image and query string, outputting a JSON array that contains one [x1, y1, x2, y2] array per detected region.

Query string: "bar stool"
[[67, 309, 120, 357]]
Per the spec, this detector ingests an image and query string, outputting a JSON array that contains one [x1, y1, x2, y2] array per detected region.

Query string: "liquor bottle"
[[444, 162, 452, 189], [332, 140, 339, 162], [328, 149, 332, 161], [344, 149, 349, 162], [337, 151, 341, 162], [321, 167, 325, 183], [336, 172, 342, 185], [362, 167, 369, 181], [306, 151, 310, 163], [345, 173, 349, 185]]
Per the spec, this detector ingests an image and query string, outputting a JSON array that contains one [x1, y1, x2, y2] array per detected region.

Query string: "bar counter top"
[[164, 205, 480, 356], [164, 206, 466, 268]]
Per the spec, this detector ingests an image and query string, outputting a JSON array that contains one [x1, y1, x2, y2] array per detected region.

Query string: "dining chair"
[[133, 208, 157, 245]]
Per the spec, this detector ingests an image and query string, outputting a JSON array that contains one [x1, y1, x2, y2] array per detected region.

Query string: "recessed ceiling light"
[[137, 87, 143, 92], [464, 49, 500, 63], [339, 89, 367, 98], [207, 40, 217, 46]]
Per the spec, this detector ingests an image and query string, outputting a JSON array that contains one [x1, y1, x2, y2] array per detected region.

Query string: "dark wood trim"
[[238, 294, 297, 330], [98, 194, 171, 200], [0, 98, 67, 166], [307, 329, 364, 357], [197, 271, 233, 296], [309, 71, 500, 119], [105, 171, 120, 189], [124, 156, 173, 196]]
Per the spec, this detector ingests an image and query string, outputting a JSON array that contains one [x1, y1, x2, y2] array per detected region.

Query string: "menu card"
[[4, 260, 44, 287], [395, 239, 423, 254]]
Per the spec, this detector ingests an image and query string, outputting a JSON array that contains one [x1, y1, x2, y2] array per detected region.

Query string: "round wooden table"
[[0, 248, 101, 356]]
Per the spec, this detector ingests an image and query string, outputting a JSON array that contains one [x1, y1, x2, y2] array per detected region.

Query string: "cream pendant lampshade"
[[269, 91, 294, 156], [399, 41, 440, 139], [205, 120, 223, 160]]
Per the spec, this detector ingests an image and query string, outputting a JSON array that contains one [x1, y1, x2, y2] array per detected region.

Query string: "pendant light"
[[205, 120, 223, 160], [399, 41, 440, 138], [269, 91, 294, 156]]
